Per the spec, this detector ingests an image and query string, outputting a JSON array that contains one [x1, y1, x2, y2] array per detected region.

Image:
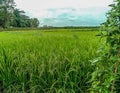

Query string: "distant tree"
[[0, 0, 40, 29], [0, 9, 4, 28], [0, 0, 15, 28], [43, 25, 48, 28], [12, 9, 25, 27], [20, 15, 31, 27], [30, 18, 39, 27], [12, 9, 39, 28]]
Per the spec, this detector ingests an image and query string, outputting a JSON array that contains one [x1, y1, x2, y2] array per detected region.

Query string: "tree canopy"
[[0, 0, 39, 29]]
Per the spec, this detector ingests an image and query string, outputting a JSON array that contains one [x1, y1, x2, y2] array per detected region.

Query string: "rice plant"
[[0, 29, 101, 92]]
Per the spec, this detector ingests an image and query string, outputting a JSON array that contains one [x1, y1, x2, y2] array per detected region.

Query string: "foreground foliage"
[[0, 30, 100, 92], [91, 0, 120, 92]]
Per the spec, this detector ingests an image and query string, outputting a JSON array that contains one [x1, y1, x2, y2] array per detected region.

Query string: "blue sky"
[[15, 0, 113, 27]]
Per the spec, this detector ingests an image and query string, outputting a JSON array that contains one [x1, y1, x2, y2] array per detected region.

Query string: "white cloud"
[[15, 0, 113, 10], [15, 0, 113, 26]]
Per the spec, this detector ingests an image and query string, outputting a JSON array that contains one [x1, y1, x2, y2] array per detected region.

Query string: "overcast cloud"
[[15, 0, 113, 26]]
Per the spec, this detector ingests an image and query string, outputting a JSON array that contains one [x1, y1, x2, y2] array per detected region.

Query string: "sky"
[[15, 0, 113, 27]]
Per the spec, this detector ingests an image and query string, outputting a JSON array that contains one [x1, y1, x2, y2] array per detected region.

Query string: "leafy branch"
[[90, 0, 120, 92]]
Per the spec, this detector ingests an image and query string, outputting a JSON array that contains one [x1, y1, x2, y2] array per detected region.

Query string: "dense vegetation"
[[90, 0, 120, 92], [0, 0, 39, 29], [0, 30, 101, 92], [2, 0, 120, 92]]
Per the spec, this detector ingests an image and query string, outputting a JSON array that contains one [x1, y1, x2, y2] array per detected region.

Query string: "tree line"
[[0, 0, 39, 29]]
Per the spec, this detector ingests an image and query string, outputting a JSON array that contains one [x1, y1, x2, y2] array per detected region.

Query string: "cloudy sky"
[[15, 0, 113, 27]]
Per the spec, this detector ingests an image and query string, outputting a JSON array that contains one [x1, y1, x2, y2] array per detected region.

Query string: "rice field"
[[0, 29, 101, 92]]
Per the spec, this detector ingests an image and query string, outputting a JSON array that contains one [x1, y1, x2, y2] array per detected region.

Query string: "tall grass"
[[0, 30, 101, 92]]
